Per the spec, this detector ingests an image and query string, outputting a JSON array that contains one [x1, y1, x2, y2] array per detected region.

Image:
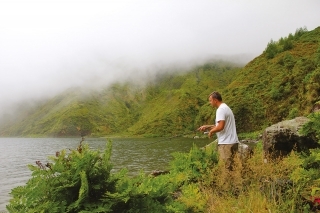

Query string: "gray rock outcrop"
[[263, 117, 320, 161]]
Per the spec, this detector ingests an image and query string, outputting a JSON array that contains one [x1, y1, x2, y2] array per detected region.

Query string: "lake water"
[[0, 137, 210, 211]]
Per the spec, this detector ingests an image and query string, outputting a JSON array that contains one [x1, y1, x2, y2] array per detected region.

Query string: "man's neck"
[[216, 101, 223, 108]]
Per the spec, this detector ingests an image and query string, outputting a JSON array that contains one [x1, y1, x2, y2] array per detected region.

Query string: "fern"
[[7, 141, 117, 213]]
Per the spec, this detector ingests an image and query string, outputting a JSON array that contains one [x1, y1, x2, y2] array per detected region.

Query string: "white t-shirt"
[[215, 103, 239, 144]]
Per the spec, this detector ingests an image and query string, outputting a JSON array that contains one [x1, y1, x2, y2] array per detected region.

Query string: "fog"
[[0, 0, 319, 116]]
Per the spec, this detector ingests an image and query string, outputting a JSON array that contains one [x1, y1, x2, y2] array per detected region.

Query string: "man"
[[198, 91, 239, 170]]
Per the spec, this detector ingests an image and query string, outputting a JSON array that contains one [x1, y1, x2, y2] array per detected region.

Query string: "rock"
[[312, 101, 320, 112], [262, 117, 320, 161], [238, 142, 254, 160]]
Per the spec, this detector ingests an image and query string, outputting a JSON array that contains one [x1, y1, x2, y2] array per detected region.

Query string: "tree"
[[264, 39, 278, 59]]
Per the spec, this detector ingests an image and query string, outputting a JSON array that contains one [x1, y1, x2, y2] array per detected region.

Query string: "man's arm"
[[208, 120, 225, 138]]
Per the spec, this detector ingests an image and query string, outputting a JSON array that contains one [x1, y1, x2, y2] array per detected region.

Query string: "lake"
[[0, 137, 210, 211]]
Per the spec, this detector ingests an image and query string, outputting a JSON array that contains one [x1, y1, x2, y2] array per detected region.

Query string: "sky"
[[0, 0, 319, 115]]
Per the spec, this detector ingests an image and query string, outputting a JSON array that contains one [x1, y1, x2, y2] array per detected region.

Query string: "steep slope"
[[223, 27, 320, 132]]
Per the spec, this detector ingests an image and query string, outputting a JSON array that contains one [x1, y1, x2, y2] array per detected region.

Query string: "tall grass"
[[201, 143, 315, 213]]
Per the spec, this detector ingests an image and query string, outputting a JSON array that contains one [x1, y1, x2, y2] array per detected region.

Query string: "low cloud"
[[0, 0, 319, 116]]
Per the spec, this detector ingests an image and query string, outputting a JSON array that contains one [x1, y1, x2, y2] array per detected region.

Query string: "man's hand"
[[208, 120, 225, 138], [197, 125, 215, 132], [197, 125, 209, 132], [208, 130, 213, 138]]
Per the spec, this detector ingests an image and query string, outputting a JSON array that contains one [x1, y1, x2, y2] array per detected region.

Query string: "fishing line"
[[135, 130, 208, 148], [77, 130, 210, 150]]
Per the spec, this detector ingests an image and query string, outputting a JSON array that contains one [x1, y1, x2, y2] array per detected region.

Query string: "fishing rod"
[[76, 129, 210, 150], [135, 129, 209, 148]]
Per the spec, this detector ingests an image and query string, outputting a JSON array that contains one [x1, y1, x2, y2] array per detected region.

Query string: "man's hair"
[[209, 91, 222, 101]]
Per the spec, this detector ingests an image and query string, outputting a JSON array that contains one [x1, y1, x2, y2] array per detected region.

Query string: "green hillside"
[[225, 26, 320, 131], [0, 27, 319, 137]]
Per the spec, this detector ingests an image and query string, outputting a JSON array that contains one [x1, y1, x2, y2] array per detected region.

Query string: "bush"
[[300, 111, 320, 143], [264, 39, 279, 59], [7, 141, 116, 213], [288, 108, 299, 119], [283, 53, 296, 70], [270, 86, 283, 100], [294, 27, 308, 39]]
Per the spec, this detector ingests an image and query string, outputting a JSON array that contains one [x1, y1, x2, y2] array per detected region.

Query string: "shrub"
[[264, 39, 279, 59], [294, 27, 308, 39], [7, 141, 116, 213], [288, 108, 299, 119], [283, 53, 296, 70], [270, 85, 283, 100], [282, 38, 293, 51], [300, 111, 320, 143]]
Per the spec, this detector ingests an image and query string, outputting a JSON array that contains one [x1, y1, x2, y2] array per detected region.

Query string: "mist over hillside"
[[0, 54, 251, 124], [1, 26, 319, 137], [0, 58, 243, 137]]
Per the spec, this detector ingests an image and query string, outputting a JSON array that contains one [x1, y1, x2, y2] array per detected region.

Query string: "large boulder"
[[263, 117, 320, 161]]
